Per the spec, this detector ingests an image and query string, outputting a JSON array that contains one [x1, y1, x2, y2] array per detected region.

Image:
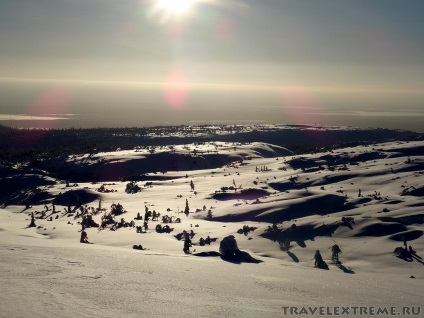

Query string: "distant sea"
[[0, 80, 423, 132]]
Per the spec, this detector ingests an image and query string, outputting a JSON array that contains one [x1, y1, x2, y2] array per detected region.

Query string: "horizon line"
[[0, 77, 422, 95]]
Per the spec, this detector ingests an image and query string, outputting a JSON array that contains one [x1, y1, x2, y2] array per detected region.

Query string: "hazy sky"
[[0, 0, 423, 130]]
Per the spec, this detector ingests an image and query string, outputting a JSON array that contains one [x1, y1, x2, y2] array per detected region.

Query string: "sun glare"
[[155, 0, 196, 16]]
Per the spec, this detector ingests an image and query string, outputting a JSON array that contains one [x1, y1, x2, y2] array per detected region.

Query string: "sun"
[[154, 0, 197, 17]]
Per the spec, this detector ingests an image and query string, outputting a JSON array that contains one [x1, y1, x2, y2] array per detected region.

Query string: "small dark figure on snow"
[[144, 206, 150, 221], [80, 230, 89, 243], [143, 221, 148, 232], [314, 250, 324, 268], [29, 212, 36, 228], [331, 244, 341, 263], [183, 236, 192, 254]]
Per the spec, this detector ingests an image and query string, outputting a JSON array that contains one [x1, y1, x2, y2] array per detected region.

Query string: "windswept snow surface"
[[1, 140, 423, 317]]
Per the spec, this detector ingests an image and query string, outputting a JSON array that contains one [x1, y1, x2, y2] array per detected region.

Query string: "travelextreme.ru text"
[[282, 306, 421, 316]]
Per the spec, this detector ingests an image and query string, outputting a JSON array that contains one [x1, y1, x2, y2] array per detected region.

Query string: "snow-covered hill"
[[1, 139, 423, 317]]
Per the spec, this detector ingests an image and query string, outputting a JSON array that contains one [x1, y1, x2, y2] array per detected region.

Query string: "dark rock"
[[219, 235, 238, 257]]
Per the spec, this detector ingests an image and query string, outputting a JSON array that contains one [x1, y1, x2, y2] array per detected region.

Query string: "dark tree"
[[184, 199, 190, 216]]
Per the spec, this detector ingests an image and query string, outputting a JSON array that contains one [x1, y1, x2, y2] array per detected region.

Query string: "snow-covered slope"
[[1, 140, 423, 317]]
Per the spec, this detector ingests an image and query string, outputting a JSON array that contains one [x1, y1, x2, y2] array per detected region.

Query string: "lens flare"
[[164, 71, 189, 109], [281, 86, 324, 126], [26, 86, 73, 129]]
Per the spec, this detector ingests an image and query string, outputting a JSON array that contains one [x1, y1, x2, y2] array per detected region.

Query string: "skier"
[[331, 244, 341, 263], [183, 235, 192, 254], [80, 230, 89, 243], [314, 250, 324, 268]]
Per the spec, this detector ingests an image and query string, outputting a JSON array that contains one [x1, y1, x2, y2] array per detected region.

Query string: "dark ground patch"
[[211, 188, 270, 201]]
